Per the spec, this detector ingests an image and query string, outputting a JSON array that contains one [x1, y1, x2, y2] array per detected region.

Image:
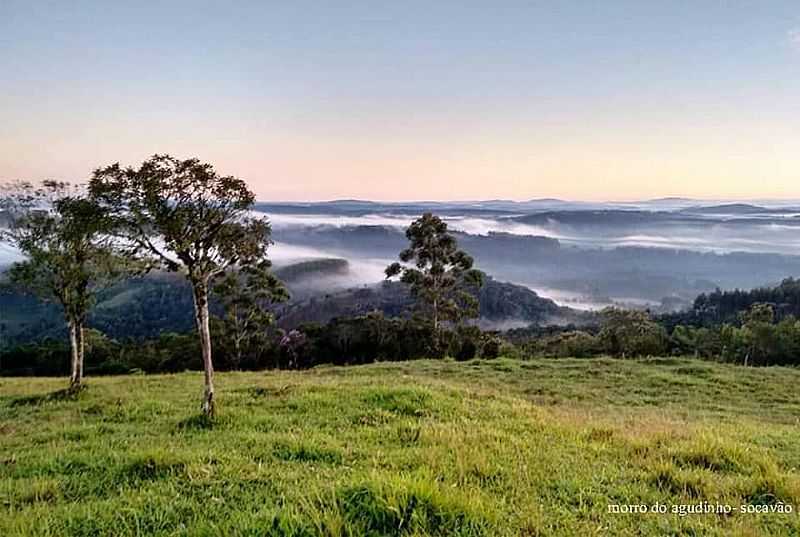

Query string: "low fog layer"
[[4, 199, 800, 313], [259, 199, 800, 312], [265, 208, 800, 255]]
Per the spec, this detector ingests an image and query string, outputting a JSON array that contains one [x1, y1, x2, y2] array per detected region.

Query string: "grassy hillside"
[[1, 358, 799, 536]]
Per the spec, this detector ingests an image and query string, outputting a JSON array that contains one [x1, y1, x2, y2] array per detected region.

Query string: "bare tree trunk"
[[77, 323, 84, 383], [233, 305, 242, 370], [192, 280, 215, 416], [234, 336, 243, 371], [68, 320, 83, 390]]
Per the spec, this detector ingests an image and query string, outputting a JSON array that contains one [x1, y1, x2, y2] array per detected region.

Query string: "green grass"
[[1, 357, 799, 536]]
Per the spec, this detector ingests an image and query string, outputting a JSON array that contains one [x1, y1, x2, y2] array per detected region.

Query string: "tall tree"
[[0, 181, 120, 390], [385, 213, 483, 350], [89, 155, 275, 415], [212, 260, 288, 369]]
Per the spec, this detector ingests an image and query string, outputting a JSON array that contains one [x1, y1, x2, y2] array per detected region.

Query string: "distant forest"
[[662, 278, 800, 327], [5, 275, 800, 377]]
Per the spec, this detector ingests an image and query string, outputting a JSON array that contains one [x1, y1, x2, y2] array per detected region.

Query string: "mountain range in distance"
[[255, 198, 800, 218]]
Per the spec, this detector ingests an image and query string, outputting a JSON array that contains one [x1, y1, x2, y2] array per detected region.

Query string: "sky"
[[1, 1, 799, 202]]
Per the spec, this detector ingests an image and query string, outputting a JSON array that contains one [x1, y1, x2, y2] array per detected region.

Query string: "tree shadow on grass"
[[8, 385, 87, 407]]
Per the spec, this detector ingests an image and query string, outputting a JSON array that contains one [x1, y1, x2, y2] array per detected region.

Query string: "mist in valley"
[[258, 199, 800, 314], [3, 198, 800, 343]]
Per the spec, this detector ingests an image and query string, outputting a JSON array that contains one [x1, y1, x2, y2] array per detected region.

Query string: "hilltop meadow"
[[2, 357, 799, 536], [3, 164, 800, 537]]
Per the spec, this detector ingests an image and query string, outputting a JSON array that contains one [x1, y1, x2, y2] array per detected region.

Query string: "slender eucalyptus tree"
[[89, 155, 274, 415], [386, 213, 483, 351], [212, 260, 288, 369], [1, 181, 120, 390]]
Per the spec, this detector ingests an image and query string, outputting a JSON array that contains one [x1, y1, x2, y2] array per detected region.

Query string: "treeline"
[[6, 298, 800, 377], [0, 314, 505, 376], [513, 302, 800, 367]]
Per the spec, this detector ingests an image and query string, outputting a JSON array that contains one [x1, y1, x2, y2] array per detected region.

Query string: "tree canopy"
[[89, 154, 276, 415], [385, 213, 483, 350], [1, 180, 122, 389], [212, 260, 288, 369]]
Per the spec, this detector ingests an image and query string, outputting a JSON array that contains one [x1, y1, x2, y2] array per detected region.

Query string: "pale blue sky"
[[2, 1, 799, 200]]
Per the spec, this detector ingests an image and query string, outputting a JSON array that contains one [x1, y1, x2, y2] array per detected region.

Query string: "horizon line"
[[253, 196, 800, 205]]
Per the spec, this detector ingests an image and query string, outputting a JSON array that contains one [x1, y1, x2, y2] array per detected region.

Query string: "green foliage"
[[89, 155, 271, 279], [0, 274, 202, 345], [212, 262, 289, 369], [0, 314, 467, 375], [386, 213, 483, 337], [89, 154, 284, 414], [670, 325, 723, 358], [2, 182, 119, 317], [512, 301, 800, 365], [0, 331, 203, 376], [527, 330, 602, 358], [293, 314, 439, 366], [664, 304, 800, 366], [598, 308, 668, 357], [1, 180, 126, 387], [665, 277, 800, 327]]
